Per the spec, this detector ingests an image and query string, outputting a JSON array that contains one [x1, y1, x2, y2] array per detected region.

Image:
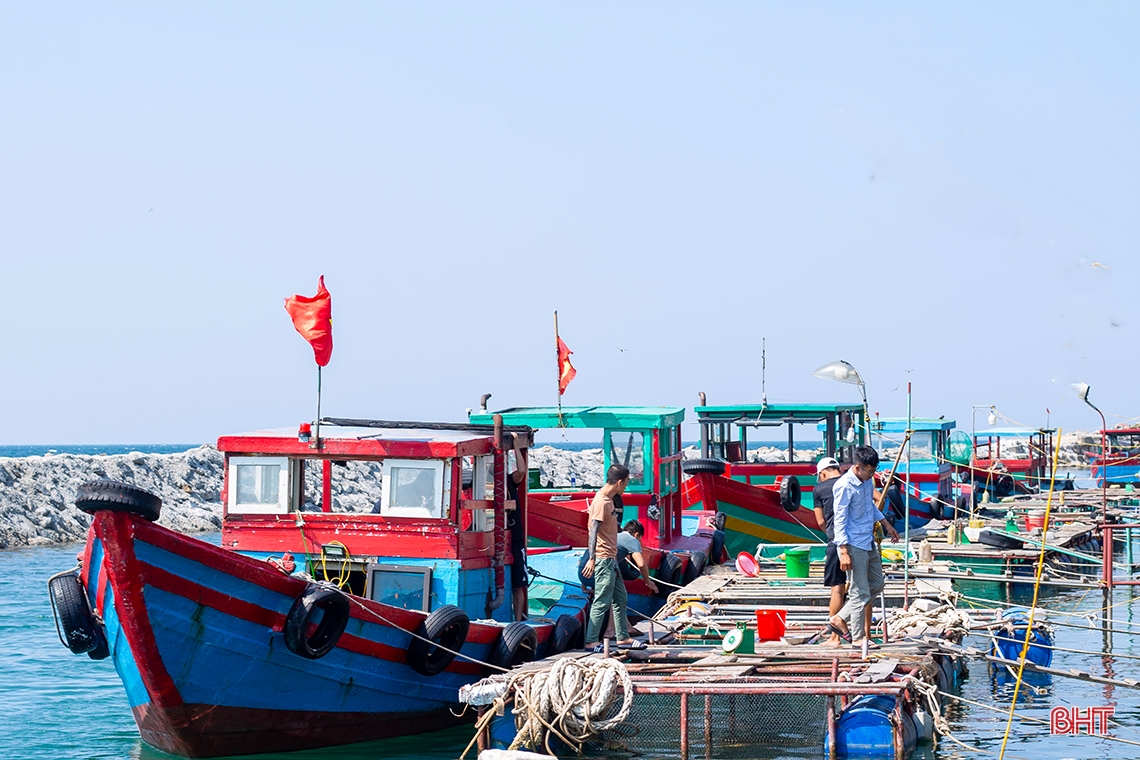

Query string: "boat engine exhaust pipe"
[[480, 393, 492, 414], [698, 391, 706, 407]]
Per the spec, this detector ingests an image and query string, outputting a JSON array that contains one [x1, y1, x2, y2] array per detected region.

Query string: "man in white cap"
[[812, 457, 848, 642]]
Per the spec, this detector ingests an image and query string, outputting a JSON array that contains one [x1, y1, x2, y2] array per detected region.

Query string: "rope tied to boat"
[[509, 657, 634, 754]]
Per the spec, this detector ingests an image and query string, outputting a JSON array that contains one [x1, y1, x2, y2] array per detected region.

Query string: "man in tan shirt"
[[582, 464, 642, 649]]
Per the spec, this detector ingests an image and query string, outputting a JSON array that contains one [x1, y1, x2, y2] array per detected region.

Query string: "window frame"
[[227, 456, 291, 515], [380, 458, 448, 519]]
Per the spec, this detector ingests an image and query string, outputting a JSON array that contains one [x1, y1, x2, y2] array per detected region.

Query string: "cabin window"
[[366, 565, 433, 612], [659, 428, 676, 493], [380, 459, 447, 519], [228, 457, 290, 514], [608, 430, 645, 487], [906, 432, 935, 461]]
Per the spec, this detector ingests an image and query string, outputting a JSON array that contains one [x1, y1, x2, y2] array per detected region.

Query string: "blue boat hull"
[[76, 511, 584, 757]]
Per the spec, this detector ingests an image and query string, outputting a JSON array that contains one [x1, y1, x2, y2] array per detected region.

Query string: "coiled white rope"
[[508, 657, 634, 754]]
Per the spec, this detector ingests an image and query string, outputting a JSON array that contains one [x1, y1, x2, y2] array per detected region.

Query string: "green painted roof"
[[696, 403, 865, 422], [468, 406, 684, 430], [872, 417, 956, 432]]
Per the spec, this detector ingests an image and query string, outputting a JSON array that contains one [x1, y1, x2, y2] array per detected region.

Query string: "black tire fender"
[[49, 572, 98, 654], [88, 625, 111, 660], [682, 458, 727, 476], [681, 550, 707, 585], [75, 480, 162, 522], [994, 474, 1015, 498], [779, 476, 802, 513], [284, 585, 350, 659], [407, 604, 469, 676], [708, 529, 726, 564], [885, 484, 906, 520], [656, 552, 684, 596], [550, 614, 583, 655], [928, 497, 945, 521], [489, 621, 538, 670]]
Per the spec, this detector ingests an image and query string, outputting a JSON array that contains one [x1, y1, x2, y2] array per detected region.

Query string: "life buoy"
[[284, 585, 350, 659], [489, 621, 538, 670], [779, 476, 802, 513], [74, 480, 162, 522], [407, 605, 469, 676], [550, 614, 582, 654], [49, 572, 99, 654]]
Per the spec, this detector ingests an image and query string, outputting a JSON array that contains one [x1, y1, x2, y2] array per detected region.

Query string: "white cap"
[[816, 457, 840, 475]]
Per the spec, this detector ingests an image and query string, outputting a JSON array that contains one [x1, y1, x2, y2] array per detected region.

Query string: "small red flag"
[[284, 276, 333, 367], [557, 337, 576, 395]]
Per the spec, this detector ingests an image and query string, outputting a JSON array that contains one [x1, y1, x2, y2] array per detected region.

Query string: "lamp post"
[[816, 362, 912, 619], [812, 361, 868, 450], [1072, 383, 1108, 519]]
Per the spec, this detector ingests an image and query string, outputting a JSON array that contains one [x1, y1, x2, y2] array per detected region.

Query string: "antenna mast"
[[761, 337, 767, 405]]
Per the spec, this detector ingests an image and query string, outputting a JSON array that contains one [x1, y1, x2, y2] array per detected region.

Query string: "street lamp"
[[1073, 382, 1108, 518], [970, 405, 997, 468], [812, 360, 866, 404], [812, 361, 866, 444]]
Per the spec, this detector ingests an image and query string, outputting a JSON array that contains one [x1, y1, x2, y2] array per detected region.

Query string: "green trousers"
[[585, 557, 629, 644]]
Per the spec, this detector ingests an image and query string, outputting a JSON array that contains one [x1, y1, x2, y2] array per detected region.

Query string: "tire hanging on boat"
[[48, 572, 99, 654], [74, 480, 163, 522], [681, 550, 707, 585], [655, 552, 684, 596], [708, 529, 726, 564], [682, 458, 727, 476], [406, 604, 469, 676], [550, 614, 583, 654], [284, 585, 351, 659], [993, 474, 1015, 498], [779, 476, 802, 513], [489, 621, 538, 670]]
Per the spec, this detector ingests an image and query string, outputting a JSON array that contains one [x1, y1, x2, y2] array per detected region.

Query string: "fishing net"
[[945, 431, 973, 467], [584, 683, 829, 759]]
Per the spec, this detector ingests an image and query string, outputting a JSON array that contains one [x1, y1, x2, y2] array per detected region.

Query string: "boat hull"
[[78, 510, 570, 758], [681, 472, 825, 556]]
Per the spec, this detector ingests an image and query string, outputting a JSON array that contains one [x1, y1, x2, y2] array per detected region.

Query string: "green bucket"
[[785, 549, 811, 578]]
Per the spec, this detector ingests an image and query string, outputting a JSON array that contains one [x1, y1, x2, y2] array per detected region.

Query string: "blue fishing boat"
[[1087, 427, 1140, 487], [868, 417, 956, 527], [467, 405, 723, 619], [47, 418, 587, 757]]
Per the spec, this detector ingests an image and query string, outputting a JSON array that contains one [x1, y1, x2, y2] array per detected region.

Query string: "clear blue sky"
[[2, 3, 1136, 444]]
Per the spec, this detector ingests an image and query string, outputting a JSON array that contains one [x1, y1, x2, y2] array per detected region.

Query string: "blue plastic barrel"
[[991, 610, 1054, 667], [824, 694, 917, 756]]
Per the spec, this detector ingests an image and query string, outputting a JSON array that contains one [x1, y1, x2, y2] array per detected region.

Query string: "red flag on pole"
[[284, 276, 333, 367], [557, 337, 576, 395]]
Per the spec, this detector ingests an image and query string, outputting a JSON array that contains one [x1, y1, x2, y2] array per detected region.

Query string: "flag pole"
[[554, 310, 562, 426], [313, 365, 322, 449]]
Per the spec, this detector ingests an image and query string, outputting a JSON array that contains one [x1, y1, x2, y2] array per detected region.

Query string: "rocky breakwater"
[[0, 446, 224, 549]]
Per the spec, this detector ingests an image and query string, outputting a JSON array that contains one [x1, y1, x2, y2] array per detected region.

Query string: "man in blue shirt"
[[829, 446, 899, 650]]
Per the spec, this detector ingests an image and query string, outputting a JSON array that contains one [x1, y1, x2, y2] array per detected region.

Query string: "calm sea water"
[[6, 538, 1140, 759], [0, 444, 203, 458]]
